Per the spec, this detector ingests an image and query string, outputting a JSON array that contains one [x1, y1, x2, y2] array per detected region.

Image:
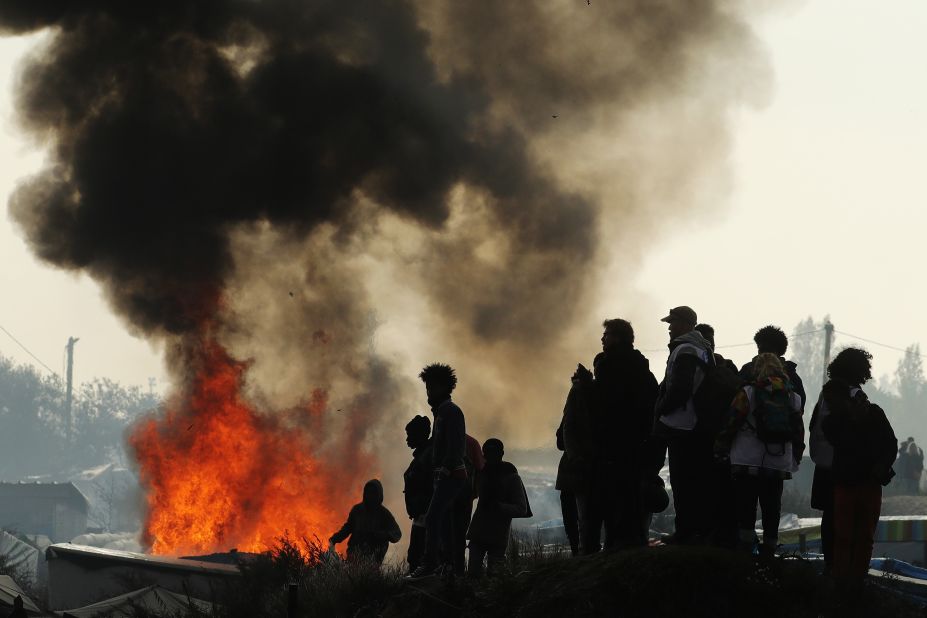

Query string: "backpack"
[[752, 385, 797, 449], [693, 356, 743, 434]]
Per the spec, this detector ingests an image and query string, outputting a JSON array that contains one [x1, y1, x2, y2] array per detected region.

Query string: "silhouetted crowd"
[[329, 305, 903, 594]]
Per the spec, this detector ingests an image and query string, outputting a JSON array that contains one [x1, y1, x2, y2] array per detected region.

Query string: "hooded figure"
[[330, 479, 402, 565]]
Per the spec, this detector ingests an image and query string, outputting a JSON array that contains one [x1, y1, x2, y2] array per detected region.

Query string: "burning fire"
[[129, 339, 372, 555]]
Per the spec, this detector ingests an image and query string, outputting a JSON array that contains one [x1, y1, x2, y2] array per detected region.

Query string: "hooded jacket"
[[467, 460, 532, 548], [331, 479, 402, 564], [655, 331, 712, 431]]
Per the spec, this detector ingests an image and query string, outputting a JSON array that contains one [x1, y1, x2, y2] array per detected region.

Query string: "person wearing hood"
[[330, 479, 402, 565], [739, 325, 806, 411], [403, 415, 434, 573], [654, 306, 714, 544], [467, 438, 531, 576], [573, 318, 659, 552], [714, 353, 803, 556]]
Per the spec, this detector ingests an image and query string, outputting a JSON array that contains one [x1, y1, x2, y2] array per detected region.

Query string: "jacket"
[[467, 460, 532, 548], [432, 399, 466, 474], [403, 440, 434, 519], [822, 387, 897, 486], [655, 331, 712, 431], [582, 344, 659, 470], [809, 379, 858, 469], [715, 378, 803, 477], [331, 480, 402, 564]]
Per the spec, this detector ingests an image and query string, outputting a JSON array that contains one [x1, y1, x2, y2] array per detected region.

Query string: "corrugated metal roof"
[[46, 543, 240, 576], [0, 481, 90, 506]]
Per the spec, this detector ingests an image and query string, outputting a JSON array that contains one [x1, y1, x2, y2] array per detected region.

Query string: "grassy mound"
[[191, 537, 927, 617], [379, 547, 926, 618]]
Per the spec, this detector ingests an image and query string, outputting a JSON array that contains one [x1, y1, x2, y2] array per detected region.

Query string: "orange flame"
[[129, 339, 373, 555]]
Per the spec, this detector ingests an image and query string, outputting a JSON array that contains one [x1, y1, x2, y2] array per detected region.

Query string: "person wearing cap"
[[654, 305, 714, 545]]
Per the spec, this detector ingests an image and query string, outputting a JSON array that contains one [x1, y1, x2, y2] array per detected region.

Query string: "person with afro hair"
[[408, 363, 468, 579]]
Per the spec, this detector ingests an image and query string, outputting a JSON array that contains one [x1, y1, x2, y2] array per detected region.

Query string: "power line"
[[641, 327, 825, 354], [834, 329, 927, 359], [0, 323, 61, 377]]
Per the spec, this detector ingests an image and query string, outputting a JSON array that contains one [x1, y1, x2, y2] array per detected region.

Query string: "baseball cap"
[[660, 306, 697, 325]]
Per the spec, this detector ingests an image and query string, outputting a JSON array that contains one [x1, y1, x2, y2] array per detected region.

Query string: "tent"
[[59, 585, 215, 617], [0, 575, 42, 615]]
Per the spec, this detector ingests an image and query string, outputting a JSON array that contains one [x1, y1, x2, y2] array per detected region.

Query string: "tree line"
[[0, 354, 160, 479]]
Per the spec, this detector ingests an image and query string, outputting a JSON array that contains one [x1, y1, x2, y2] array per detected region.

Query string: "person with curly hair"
[[714, 353, 803, 557], [408, 363, 467, 579], [810, 347, 897, 585]]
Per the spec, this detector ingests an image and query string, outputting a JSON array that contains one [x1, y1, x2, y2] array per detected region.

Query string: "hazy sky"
[[0, 0, 925, 392]]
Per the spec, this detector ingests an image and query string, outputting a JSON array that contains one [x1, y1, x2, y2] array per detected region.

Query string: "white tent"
[[59, 585, 215, 617], [0, 574, 42, 615]]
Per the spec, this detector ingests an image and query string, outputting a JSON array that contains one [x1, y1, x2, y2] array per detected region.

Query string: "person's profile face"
[[668, 318, 690, 340], [601, 327, 619, 351]]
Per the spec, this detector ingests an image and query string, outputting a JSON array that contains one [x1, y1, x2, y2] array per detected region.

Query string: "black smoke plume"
[[2, 1, 769, 446]]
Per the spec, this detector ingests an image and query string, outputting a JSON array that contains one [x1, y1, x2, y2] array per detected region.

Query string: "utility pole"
[[822, 321, 834, 388], [65, 336, 79, 442]]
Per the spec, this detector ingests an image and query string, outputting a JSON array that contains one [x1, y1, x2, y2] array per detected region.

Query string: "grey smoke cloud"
[[1, 0, 770, 461]]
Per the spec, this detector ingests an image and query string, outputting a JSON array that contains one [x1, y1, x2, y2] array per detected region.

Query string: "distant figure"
[[403, 415, 433, 573], [653, 306, 714, 545], [6, 596, 27, 618], [451, 433, 486, 574], [714, 353, 803, 557], [329, 479, 402, 566], [467, 438, 531, 577], [694, 322, 744, 549], [572, 319, 658, 552], [555, 420, 581, 556], [739, 325, 806, 412], [408, 363, 468, 579], [818, 348, 897, 588], [899, 437, 924, 495]]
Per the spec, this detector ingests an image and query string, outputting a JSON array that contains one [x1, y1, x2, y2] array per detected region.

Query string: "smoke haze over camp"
[[1, 0, 926, 454]]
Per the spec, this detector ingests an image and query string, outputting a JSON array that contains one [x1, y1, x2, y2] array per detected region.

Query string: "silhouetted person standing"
[[5, 596, 27, 618], [329, 479, 402, 565], [408, 363, 467, 579], [403, 415, 433, 573], [467, 438, 531, 577], [555, 420, 581, 556], [694, 322, 743, 549], [450, 433, 485, 574], [654, 306, 714, 544], [899, 437, 923, 495], [821, 348, 896, 592], [573, 319, 658, 552], [715, 354, 803, 556]]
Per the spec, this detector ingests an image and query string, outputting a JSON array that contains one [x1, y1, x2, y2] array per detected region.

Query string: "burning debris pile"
[[128, 338, 373, 555], [0, 1, 770, 554]]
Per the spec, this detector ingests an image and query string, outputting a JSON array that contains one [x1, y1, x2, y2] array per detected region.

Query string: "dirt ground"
[[881, 495, 927, 516]]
